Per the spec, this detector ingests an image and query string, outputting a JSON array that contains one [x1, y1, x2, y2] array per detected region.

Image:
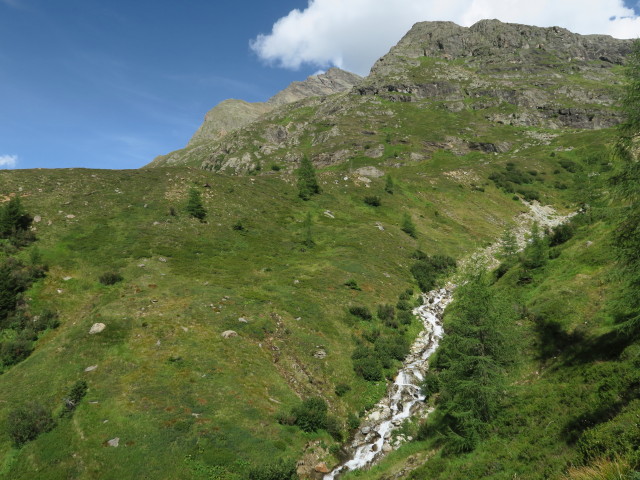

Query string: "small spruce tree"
[[401, 212, 417, 238], [302, 212, 314, 248], [297, 156, 320, 200], [0, 196, 33, 239], [185, 188, 207, 221], [498, 227, 519, 263], [384, 175, 394, 194], [523, 221, 548, 269]]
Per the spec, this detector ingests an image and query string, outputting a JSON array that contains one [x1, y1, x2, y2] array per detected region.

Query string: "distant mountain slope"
[[147, 20, 631, 172], [183, 68, 362, 148]]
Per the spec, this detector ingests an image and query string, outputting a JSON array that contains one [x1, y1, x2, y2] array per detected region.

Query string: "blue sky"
[[1, 0, 640, 170]]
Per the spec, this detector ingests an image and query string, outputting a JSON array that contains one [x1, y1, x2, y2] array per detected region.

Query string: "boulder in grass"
[[89, 323, 106, 334], [221, 330, 238, 339]]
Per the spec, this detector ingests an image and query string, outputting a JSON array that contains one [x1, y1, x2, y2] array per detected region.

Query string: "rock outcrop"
[[185, 68, 361, 146]]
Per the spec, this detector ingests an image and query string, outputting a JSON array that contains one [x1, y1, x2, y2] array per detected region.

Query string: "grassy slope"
[[0, 61, 624, 478], [0, 153, 552, 479]]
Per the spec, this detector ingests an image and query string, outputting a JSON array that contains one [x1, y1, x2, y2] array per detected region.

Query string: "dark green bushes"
[[335, 383, 351, 397], [364, 195, 381, 207], [6, 402, 55, 447], [98, 271, 123, 286], [247, 459, 298, 480], [377, 304, 395, 323], [277, 397, 341, 440], [349, 306, 372, 320], [0, 196, 33, 243], [410, 254, 456, 292]]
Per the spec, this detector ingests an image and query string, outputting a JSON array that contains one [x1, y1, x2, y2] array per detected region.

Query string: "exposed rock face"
[[370, 19, 631, 78], [361, 19, 632, 128], [188, 100, 272, 146], [185, 68, 361, 147], [147, 20, 633, 171], [268, 68, 362, 105]]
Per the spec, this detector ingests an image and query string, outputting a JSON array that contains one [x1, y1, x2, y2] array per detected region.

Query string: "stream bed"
[[324, 286, 454, 479]]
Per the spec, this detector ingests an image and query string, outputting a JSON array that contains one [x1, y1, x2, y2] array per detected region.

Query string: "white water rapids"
[[324, 286, 454, 479]]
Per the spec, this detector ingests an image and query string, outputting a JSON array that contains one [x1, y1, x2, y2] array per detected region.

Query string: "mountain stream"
[[324, 286, 454, 479], [323, 201, 572, 478]]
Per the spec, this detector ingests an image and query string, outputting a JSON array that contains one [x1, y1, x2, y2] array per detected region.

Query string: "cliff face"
[[360, 19, 632, 129]]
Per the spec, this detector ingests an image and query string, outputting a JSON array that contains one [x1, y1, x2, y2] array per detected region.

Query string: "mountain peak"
[[185, 68, 361, 147]]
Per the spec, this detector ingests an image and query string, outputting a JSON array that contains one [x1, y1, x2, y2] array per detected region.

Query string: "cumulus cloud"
[[250, 0, 640, 75], [0, 155, 18, 169]]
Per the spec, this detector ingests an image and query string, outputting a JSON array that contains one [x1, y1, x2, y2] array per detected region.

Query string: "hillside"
[[0, 19, 638, 480]]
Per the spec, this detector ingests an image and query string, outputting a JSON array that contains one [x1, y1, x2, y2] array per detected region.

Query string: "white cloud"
[[250, 0, 640, 75], [0, 155, 17, 169]]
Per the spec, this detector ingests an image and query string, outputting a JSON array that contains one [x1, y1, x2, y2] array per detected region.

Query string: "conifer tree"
[[297, 156, 320, 200], [522, 221, 548, 269], [401, 212, 417, 238], [185, 188, 207, 221], [0, 196, 32, 238], [302, 212, 314, 248], [498, 227, 519, 263], [611, 40, 640, 334], [433, 265, 515, 452], [384, 175, 394, 194]]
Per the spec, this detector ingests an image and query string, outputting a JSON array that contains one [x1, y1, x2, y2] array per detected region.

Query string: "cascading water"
[[324, 286, 454, 479]]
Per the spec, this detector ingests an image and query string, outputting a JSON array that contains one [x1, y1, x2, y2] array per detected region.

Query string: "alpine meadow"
[[1, 19, 640, 480]]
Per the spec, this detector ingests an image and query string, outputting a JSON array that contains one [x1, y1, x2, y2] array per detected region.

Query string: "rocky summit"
[[148, 20, 632, 173]]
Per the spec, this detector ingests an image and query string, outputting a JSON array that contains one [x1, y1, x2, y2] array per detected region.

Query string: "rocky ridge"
[[148, 19, 632, 174], [185, 68, 362, 147]]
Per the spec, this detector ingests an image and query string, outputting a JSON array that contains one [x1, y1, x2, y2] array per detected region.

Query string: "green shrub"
[[410, 254, 456, 292], [98, 272, 123, 286], [344, 279, 361, 290], [549, 223, 575, 246], [0, 339, 33, 366], [397, 311, 414, 325], [353, 355, 383, 381], [247, 459, 297, 480], [377, 304, 395, 322], [421, 371, 441, 397], [232, 220, 245, 231], [375, 334, 409, 361], [349, 306, 372, 320], [364, 196, 381, 207], [335, 383, 351, 397], [559, 159, 580, 173], [325, 415, 343, 441], [396, 299, 411, 311], [297, 156, 320, 200], [290, 397, 328, 433], [347, 412, 360, 430], [6, 402, 55, 447]]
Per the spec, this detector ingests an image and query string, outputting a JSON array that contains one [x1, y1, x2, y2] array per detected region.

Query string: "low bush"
[[0, 339, 33, 367], [377, 304, 395, 322], [344, 279, 361, 290], [335, 383, 351, 397], [288, 397, 328, 433], [247, 459, 297, 480], [349, 306, 372, 320], [364, 195, 381, 207], [98, 272, 123, 286], [6, 402, 55, 447]]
